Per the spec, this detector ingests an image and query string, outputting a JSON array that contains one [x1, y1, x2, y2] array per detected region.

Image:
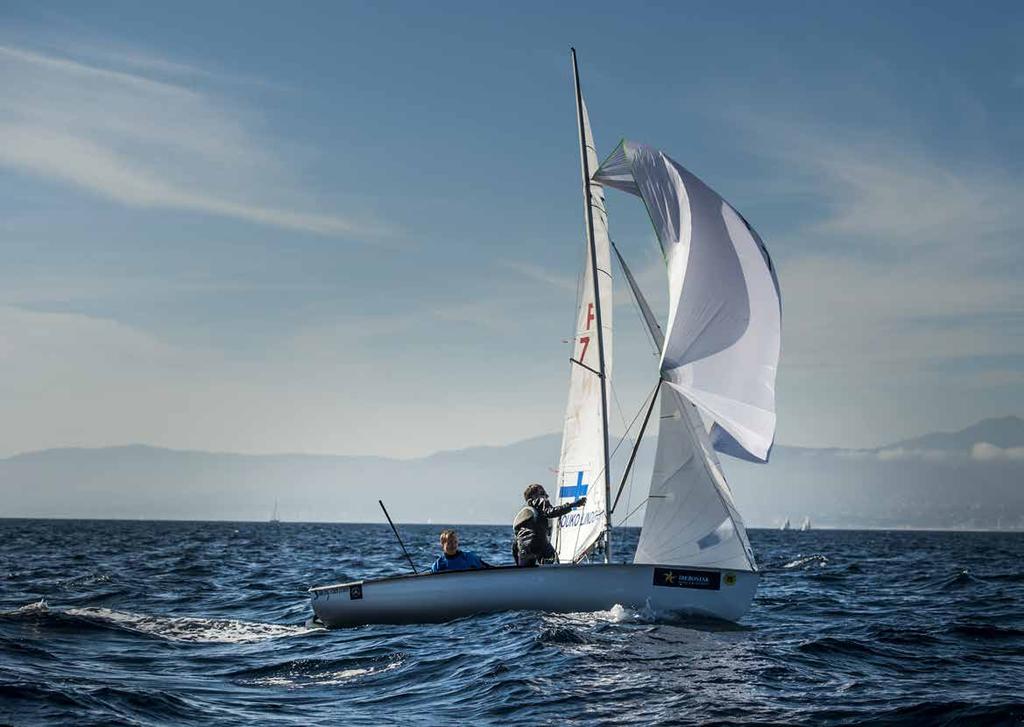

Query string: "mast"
[[571, 48, 612, 563]]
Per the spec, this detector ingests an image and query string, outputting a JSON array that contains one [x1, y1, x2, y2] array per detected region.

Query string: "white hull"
[[310, 563, 758, 628]]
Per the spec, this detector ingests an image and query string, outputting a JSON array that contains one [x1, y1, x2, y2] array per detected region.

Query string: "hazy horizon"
[[4, 415, 1022, 529], [3, 412, 1024, 461]]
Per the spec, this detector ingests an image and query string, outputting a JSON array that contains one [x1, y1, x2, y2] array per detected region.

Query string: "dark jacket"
[[430, 549, 488, 573], [513, 496, 579, 564]]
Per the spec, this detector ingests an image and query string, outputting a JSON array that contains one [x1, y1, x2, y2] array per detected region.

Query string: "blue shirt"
[[430, 549, 486, 573]]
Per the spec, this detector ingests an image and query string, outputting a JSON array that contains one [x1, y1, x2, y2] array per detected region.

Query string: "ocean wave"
[[983, 571, 1024, 582], [58, 572, 112, 589], [228, 656, 403, 688], [0, 681, 86, 710], [537, 625, 589, 644], [947, 622, 1024, 640], [815, 700, 1024, 725], [782, 554, 829, 569], [798, 636, 890, 658], [868, 625, 941, 646], [940, 568, 980, 589], [1, 600, 317, 644]]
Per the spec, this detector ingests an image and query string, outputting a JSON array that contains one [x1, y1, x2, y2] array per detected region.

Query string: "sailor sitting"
[[430, 529, 490, 573]]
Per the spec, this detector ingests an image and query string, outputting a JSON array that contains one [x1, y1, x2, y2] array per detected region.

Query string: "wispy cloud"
[[721, 105, 1024, 445], [738, 116, 1024, 373], [803, 139, 1018, 247], [0, 43, 376, 237], [498, 260, 578, 293], [744, 116, 1023, 249]]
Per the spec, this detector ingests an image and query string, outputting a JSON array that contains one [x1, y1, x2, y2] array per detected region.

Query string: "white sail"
[[635, 383, 756, 570], [614, 241, 756, 570], [596, 141, 781, 462], [596, 141, 779, 571], [552, 92, 613, 564]]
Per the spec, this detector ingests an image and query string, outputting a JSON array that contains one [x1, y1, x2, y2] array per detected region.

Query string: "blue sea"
[[1, 521, 1022, 725]]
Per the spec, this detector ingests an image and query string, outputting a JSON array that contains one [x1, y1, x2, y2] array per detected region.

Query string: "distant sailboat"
[[800, 516, 811, 532], [309, 49, 782, 628], [781, 518, 791, 531], [270, 500, 280, 524]]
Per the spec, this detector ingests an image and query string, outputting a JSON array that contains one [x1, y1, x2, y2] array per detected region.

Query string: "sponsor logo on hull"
[[653, 567, 721, 591]]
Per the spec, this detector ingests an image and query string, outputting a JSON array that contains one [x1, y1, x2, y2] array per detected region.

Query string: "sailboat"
[[781, 518, 791, 531], [270, 499, 280, 524], [308, 49, 781, 628], [800, 516, 811, 532]]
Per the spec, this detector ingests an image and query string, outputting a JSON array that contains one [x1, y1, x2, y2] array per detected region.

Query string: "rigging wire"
[[620, 428, 640, 529], [614, 496, 651, 529], [611, 236, 661, 358]]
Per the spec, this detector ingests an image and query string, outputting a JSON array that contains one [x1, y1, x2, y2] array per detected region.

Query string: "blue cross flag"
[[559, 470, 589, 500]]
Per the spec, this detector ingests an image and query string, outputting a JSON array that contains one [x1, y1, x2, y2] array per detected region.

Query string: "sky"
[[0, 1, 1022, 460]]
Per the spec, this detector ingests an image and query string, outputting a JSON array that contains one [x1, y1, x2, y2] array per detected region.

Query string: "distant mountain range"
[[2, 416, 1022, 530]]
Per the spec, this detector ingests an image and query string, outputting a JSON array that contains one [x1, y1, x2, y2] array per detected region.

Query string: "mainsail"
[[552, 57, 613, 564], [596, 140, 780, 572]]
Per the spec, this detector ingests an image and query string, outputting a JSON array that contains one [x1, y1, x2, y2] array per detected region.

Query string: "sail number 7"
[[579, 302, 595, 361]]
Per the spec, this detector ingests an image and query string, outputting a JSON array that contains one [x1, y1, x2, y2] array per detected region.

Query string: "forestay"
[[552, 95, 613, 564], [596, 140, 781, 462]]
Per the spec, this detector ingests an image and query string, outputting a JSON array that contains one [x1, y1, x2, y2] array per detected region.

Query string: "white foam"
[[783, 554, 829, 569], [63, 606, 318, 643], [247, 660, 401, 688], [5, 599, 49, 616], [600, 602, 661, 623], [554, 600, 663, 626]]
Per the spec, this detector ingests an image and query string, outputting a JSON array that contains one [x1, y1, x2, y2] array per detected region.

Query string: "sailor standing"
[[512, 484, 586, 566]]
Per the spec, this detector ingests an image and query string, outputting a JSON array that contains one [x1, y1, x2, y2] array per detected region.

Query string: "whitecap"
[[63, 606, 318, 643], [782, 554, 829, 569]]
